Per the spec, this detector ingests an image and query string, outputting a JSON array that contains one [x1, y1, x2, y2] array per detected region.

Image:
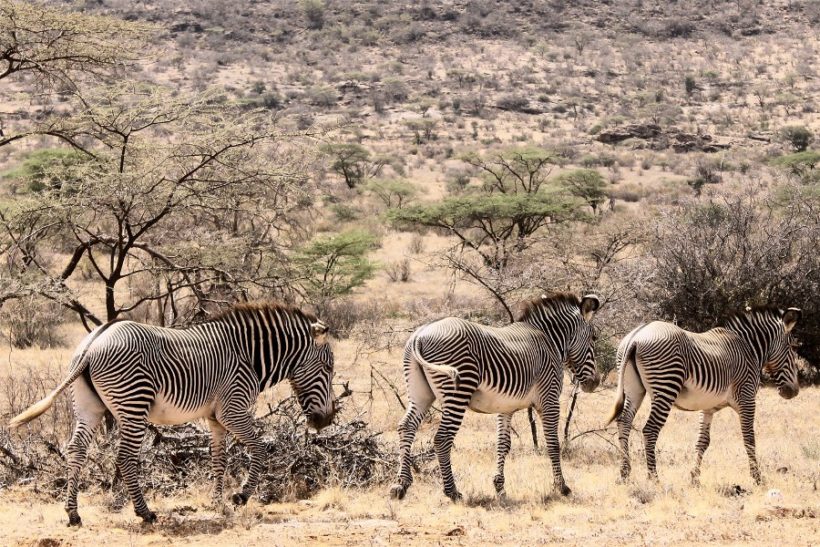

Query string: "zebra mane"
[[207, 300, 318, 325], [721, 305, 783, 327], [515, 292, 581, 322]]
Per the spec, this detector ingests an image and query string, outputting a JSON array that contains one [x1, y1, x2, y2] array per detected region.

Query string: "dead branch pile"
[[0, 397, 434, 503]]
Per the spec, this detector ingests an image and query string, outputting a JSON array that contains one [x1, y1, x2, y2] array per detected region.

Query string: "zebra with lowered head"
[[390, 293, 601, 502], [606, 306, 801, 484], [9, 302, 336, 526]]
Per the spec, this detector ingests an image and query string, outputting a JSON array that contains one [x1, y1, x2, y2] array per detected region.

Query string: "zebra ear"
[[782, 308, 801, 333], [580, 294, 600, 321], [311, 321, 329, 344]]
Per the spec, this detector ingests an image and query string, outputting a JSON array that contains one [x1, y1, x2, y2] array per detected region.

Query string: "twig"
[[527, 406, 539, 448], [563, 381, 580, 445], [0, 445, 21, 465], [568, 427, 623, 454]]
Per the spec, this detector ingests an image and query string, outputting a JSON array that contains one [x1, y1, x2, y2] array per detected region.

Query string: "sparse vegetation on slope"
[[1, 0, 819, 543]]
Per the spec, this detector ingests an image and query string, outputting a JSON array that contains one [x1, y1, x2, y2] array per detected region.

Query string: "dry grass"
[[1, 332, 818, 546]]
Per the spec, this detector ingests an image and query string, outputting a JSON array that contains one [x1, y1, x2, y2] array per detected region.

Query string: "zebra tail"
[[605, 342, 637, 427], [8, 319, 121, 428], [412, 336, 460, 389]]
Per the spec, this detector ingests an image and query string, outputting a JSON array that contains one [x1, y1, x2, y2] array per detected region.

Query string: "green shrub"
[[301, 0, 325, 30], [778, 125, 814, 152], [2, 148, 88, 193], [365, 178, 417, 208], [294, 229, 379, 305]]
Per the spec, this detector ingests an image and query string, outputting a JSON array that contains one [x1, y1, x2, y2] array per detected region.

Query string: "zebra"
[[390, 293, 601, 502], [605, 306, 801, 485], [9, 302, 336, 526]]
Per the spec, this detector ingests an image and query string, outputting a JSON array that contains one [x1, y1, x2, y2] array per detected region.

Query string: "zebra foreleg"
[[115, 418, 156, 523], [434, 398, 469, 502], [737, 404, 761, 484], [642, 396, 674, 481], [390, 400, 431, 500], [493, 413, 512, 497], [221, 411, 265, 505], [206, 417, 228, 505], [64, 388, 107, 527], [539, 402, 571, 496], [690, 410, 714, 485]]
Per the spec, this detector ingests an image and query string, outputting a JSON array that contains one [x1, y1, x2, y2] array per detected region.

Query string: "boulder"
[[596, 123, 730, 153]]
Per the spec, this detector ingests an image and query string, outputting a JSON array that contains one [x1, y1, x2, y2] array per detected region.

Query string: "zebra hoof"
[[389, 484, 407, 500], [445, 490, 463, 502], [557, 484, 572, 496], [140, 511, 157, 524], [232, 492, 249, 506], [66, 513, 82, 527], [493, 475, 505, 494]]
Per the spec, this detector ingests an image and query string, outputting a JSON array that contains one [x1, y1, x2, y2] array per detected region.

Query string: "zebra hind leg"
[[690, 410, 714, 486], [220, 410, 265, 506], [616, 358, 646, 483], [642, 396, 675, 481], [115, 418, 156, 523], [493, 413, 513, 498], [206, 417, 228, 506], [616, 401, 638, 483], [434, 396, 470, 502], [390, 400, 432, 500], [64, 384, 107, 527]]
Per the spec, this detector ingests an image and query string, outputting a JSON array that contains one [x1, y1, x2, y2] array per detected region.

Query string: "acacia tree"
[[461, 146, 560, 194], [0, 0, 154, 149], [320, 143, 384, 189], [1, 83, 316, 329], [555, 169, 608, 214], [770, 150, 820, 184], [389, 147, 583, 320], [293, 229, 378, 312], [365, 178, 417, 209]]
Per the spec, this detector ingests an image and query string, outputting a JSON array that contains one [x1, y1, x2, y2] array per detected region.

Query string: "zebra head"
[[564, 294, 601, 393], [290, 320, 336, 431], [764, 307, 801, 400]]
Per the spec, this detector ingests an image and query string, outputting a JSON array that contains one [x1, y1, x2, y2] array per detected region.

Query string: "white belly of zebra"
[[673, 379, 729, 411], [147, 393, 216, 425], [468, 384, 537, 414]]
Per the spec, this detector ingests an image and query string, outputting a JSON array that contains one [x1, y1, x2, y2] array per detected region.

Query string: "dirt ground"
[[3, 380, 817, 546]]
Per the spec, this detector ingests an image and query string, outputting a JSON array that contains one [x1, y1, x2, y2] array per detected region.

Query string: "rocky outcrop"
[[596, 123, 730, 153]]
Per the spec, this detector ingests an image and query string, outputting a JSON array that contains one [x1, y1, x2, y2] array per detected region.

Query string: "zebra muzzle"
[[778, 384, 799, 400], [580, 375, 600, 393], [308, 407, 335, 431]]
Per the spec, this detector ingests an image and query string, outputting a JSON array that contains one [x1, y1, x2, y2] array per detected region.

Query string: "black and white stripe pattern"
[[606, 306, 801, 484], [390, 293, 600, 502], [9, 302, 335, 525]]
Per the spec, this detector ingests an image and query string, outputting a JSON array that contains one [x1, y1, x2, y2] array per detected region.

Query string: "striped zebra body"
[[607, 307, 801, 484], [9, 302, 335, 526], [390, 293, 600, 502]]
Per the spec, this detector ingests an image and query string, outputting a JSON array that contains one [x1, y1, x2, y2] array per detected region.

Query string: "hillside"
[[1, 2, 819, 545]]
